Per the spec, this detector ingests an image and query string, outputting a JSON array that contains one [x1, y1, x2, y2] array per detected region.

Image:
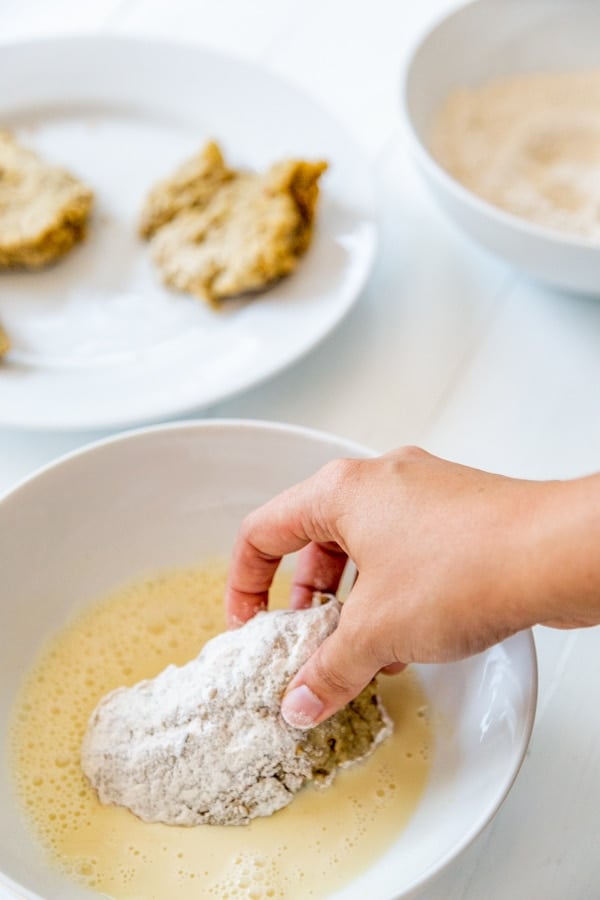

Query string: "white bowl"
[[402, 0, 600, 295], [0, 420, 537, 900]]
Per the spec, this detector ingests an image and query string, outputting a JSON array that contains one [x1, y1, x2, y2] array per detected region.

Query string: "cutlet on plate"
[[0, 131, 93, 270], [140, 141, 327, 305]]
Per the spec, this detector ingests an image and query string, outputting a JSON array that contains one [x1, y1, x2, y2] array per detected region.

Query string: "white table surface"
[[1, 1, 599, 898]]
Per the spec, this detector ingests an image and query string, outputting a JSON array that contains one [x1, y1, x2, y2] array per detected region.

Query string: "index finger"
[[225, 470, 344, 628]]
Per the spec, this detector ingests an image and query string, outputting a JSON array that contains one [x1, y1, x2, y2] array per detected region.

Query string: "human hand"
[[225, 447, 597, 729]]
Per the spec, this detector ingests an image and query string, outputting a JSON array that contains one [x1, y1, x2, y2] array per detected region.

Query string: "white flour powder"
[[81, 598, 391, 826], [431, 71, 600, 241]]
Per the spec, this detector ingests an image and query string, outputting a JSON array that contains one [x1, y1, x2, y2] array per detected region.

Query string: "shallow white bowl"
[[0, 421, 537, 900], [403, 0, 600, 295]]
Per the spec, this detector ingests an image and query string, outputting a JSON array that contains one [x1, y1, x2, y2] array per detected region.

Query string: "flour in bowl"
[[430, 71, 600, 241], [81, 597, 391, 826]]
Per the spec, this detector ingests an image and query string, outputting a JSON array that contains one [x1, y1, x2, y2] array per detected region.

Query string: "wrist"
[[511, 475, 600, 629]]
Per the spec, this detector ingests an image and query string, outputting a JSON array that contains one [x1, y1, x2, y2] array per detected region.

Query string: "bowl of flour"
[[403, 0, 600, 295]]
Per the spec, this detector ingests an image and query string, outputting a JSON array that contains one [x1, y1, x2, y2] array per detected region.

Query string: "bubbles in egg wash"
[[10, 562, 433, 899]]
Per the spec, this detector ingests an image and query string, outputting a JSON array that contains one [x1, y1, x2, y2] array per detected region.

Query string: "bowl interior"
[[406, 0, 600, 145], [0, 422, 537, 900]]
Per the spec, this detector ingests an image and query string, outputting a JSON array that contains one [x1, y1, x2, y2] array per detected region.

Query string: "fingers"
[[225, 544, 273, 629], [290, 542, 348, 610], [280, 582, 383, 728], [225, 469, 346, 628]]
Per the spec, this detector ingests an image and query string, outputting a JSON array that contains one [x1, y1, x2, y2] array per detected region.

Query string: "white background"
[[0, 1, 599, 898]]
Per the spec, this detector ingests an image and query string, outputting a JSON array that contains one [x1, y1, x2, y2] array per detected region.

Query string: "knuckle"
[[312, 458, 363, 539], [319, 457, 360, 490], [392, 445, 428, 464], [314, 457, 361, 508], [239, 510, 260, 545], [347, 622, 388, 669], [312, 647, 355, 696], [238, 508, 275, 561], [341, 597, 397, 667]]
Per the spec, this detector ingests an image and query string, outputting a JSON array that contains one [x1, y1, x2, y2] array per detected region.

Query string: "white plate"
[[402, 0, 600, 296], [0, 420, 537, 900], [0, 37, 376, 430]]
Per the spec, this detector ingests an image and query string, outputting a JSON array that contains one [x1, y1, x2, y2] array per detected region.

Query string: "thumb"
[[280, 600, 380, 730]]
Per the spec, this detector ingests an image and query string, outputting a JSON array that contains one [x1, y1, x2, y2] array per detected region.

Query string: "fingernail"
[[281, 684, 324, 729]]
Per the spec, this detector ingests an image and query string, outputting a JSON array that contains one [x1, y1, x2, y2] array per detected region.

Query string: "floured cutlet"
[[0, 130, 94, 269], [140, 141, 327, 304], [81, 598, 392, 827]]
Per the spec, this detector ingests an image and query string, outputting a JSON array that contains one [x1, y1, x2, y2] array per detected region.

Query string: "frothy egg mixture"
[[10, 563, 433, 899]]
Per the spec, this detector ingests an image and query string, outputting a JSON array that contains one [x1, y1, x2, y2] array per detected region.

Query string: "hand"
[[225, 447, 600, 728]]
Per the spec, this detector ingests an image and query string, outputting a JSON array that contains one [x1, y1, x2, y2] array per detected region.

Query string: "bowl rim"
[[0, 418, 538, 900], [399, 0, 600, 253], [0, 419, 375, 507]]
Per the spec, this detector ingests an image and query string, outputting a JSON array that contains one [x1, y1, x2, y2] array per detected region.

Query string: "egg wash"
[[10, 562, 433, 899]]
